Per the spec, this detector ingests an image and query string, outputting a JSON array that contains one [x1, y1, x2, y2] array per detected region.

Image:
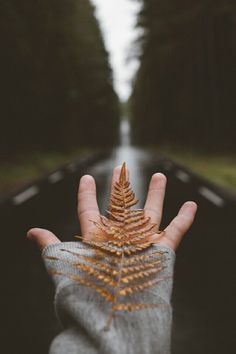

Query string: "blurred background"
[[0, 1, 235, 353]]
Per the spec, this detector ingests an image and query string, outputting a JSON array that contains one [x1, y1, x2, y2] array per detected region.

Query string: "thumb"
[[27, 228, 61, 251]]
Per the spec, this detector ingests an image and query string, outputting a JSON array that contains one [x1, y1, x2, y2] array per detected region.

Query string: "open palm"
[[27, 165, 197, 252]]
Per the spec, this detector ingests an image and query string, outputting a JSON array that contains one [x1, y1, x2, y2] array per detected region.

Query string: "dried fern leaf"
[[48, 269, 114, 302], [46, 162, 168, 330]]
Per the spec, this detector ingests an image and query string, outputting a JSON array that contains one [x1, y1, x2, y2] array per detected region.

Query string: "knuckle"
[[78, 207, 98, 217], [172, 219, 185, 235]]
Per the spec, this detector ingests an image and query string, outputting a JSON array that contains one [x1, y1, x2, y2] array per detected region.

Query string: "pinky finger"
[[162, 201, 198, 251]]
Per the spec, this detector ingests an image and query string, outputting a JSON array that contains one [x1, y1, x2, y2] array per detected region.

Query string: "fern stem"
[[104, 251, 125, 331]]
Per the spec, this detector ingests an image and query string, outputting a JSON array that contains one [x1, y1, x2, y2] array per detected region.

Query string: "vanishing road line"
[[67, 162, 77, 173], [48, 171, 64, 184], [198, 186, 225, 207], [175, 170, 190, 183], [12, 186, 39, 205]]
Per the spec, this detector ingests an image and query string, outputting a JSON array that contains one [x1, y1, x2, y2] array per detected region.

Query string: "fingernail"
[[183, 201, 197, 215]]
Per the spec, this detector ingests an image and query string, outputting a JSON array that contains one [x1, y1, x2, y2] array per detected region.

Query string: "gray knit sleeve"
[[42, 242, 175, 354]]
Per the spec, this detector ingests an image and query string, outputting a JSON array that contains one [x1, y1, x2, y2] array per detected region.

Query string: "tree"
[[0, 0, 120, 159], [130, 0, 236, 152]]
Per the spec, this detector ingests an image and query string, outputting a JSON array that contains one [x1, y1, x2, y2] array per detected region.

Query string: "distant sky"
[[91, 0, 141, 101]]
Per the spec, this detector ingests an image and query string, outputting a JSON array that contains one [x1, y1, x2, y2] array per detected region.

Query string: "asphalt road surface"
[[1, 146, 236, 354]]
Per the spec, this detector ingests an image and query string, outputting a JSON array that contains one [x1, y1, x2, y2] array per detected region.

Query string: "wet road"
[[1, 139, 236, 353]]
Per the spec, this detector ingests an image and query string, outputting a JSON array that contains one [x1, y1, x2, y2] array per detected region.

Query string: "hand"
[[27, 165, 197, 252]]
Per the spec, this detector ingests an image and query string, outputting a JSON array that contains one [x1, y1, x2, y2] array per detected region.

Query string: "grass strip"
[[152, 146, 236, 195]]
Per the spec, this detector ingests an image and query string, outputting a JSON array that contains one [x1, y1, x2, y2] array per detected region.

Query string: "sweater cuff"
[[43, 241, 175, 354]]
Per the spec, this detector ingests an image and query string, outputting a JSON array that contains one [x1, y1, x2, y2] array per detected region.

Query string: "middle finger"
[[144, 173, 167, 230]]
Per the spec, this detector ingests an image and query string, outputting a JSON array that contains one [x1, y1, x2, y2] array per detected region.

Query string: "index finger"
[[159, 201, 198, 250], [77, 175, 100, 239], [144, 173, 167, 230]]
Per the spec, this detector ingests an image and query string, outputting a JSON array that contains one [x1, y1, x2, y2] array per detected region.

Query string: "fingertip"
[[153, 172, 167, 180], [151, 172, 167, 186], [26, 228, 60, 251], [80, 174, 95, 184], [79, 175, 96, 193], [27, 227, 41, 240], [180, 201, 198, 214], [113, 164, 129, 182], [187, 201, 198, 209], [114, 165, 122, 173]]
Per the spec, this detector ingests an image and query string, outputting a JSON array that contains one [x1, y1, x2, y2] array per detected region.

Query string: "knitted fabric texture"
[[43, 241, 175, 354]]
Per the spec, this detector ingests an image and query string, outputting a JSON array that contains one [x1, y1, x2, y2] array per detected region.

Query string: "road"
[[1, 144, 236, 354]]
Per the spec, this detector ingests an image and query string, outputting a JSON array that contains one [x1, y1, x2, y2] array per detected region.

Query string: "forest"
[[131, 0, 236, 152], [0, 0, 120, 160], [1, 0, 236, 161]]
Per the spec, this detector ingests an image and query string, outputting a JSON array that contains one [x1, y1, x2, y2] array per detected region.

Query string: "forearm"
[[43, 242, 175, 354]]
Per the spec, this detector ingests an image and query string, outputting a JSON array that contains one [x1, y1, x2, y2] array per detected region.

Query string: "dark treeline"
[[0, 0, 120, 159], [131, 0, 236, 152]]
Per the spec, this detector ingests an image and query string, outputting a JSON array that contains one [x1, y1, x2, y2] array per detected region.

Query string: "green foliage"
[[130, 0, 236, 152], [0, 0, 120, 159], [0, 148, 93, 196], [150, 145, 236, 194]]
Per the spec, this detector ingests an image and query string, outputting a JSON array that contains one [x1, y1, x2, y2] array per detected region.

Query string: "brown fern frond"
[[45, 162, 168, 330], [48, 269, 114, 302], [113, 303, 167, 311], [118, 277, 166, 296]]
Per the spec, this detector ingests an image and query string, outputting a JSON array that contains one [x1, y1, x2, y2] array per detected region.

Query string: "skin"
[[27, 165, 197, 252]]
